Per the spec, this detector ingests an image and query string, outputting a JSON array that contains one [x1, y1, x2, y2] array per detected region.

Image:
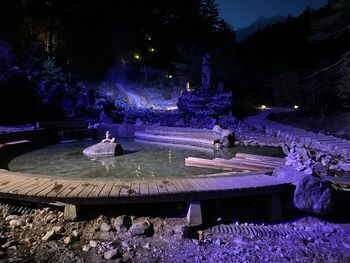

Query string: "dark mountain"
[[236, 15, 286, 41]]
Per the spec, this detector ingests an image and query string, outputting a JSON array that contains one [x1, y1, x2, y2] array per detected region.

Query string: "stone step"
[[135, 132, 216, 148]]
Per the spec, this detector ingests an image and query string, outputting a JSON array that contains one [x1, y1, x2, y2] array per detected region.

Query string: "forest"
[[0, 0, 349, 123]]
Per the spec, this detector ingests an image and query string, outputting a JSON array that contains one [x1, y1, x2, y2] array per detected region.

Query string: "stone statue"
[[202, 53, 211, 89], [102, 131, 115, 143]]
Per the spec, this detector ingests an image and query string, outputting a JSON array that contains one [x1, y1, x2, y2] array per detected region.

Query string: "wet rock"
[[104, 248, 122, 260], [89, 240, 98, 248], [338, 162, 350, 172], [63, 236, 74, 245], [72, 230, 80, 237], [83, 142, 123, 158], [2, 240, 16, 249], [272, 165, 306, 184], [294, 175, 333, 214], [129, 221, 154, 237], [9, 219, 25, 228], [113, 215, 132, 232], [295, 146, 311, 160], [100, 222, 112, 232], [5, 215, 19, 221], [322, 225, 335, 234], [82, 245, 90, 252], [42, 230, 56, 241], [52, 226, 64, 234], [41, 226, 63, 241], [45, 214, 55, 223]]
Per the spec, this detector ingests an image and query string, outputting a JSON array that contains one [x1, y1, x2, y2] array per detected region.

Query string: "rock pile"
[[0, 204, 349, 262]]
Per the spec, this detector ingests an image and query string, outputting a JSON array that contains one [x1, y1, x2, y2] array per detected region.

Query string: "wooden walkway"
[[0, 169, 291, 206]]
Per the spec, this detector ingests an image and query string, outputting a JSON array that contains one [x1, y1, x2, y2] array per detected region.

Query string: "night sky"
[[216, 0, 328, 29]]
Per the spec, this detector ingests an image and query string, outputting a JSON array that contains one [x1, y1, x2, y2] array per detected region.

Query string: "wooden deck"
[[0, 169, 291, 206]]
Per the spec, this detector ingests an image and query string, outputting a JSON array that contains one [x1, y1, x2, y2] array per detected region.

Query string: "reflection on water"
[[9, 138, 283, 179]]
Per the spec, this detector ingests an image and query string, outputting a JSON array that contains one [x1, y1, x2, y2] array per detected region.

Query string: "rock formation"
[[83, 131, 123, 158]]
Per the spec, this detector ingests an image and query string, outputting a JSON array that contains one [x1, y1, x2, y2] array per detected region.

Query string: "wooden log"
[[214, 158, 280, 169], [235, 153, 285, 163], [215, 158, 283, 168], [185, 157, 275, 171]]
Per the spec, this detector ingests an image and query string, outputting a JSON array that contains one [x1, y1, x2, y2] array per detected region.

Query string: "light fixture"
[[294, 105, 299, 110], [134, 54, 141, 60], [149, 48, 155, 52], [168, 75, 173, 78], [261, 105, 267, 110]]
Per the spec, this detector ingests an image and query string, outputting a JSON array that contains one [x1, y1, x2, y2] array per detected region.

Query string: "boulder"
[[294, 175, 333, 214], [100, 222, 112, 232], [272, 165, 306, 184], [104, 248, 122, 260], [113, 215, 132, 232], [129, 221, 154, 237], [83, 142, 123, 158], [220, 130, 235, 147]]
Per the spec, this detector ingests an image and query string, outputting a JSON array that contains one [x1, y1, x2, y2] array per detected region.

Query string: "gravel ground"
[[0, 203, 349, 263]]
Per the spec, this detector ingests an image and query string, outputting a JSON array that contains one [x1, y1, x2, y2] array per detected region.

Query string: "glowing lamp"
[[186, 82, 191, 91], [168, 75, 173, 78], [261, 105, 267, 110], [134, 54, 141, 60], [149, 48, 155, 52], [294, 105, 299, 110]]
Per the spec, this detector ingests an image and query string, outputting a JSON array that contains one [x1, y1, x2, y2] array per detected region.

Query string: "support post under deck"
[[270, 193, 282, 221], [186, 201, 202, 226], [64, 204, 80, 221]]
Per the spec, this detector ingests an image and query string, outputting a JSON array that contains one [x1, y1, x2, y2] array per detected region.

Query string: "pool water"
[[9, 139, 283, 179]]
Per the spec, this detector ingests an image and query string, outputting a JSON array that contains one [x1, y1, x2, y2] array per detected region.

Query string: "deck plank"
[[176, 179, 197, 192], [2, 177, 42, 193], [148, 181, 159, 195], [40, 180, 69, 197], [129, 181, 140, 196], [88, 182, 106, 198], [170, 180, 187, 193], [162, 180, 178, 194], [99, 182, 115, 197], [157, 181, 168, 195], [187, 178, 211, 191], [59, 181, 83, 197], [139, 181, 149, 196], [25, 179, 58, 196], [78, 183, 98, 198], [108, 181, 123, 197], [66, 183, 88, 198], [119, 181, 132, 197], [9, 178, 47, 194], [46, 180, 76, 197]]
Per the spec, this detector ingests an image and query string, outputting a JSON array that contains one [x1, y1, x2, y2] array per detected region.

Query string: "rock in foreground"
[[83, 142, 123, 158]]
